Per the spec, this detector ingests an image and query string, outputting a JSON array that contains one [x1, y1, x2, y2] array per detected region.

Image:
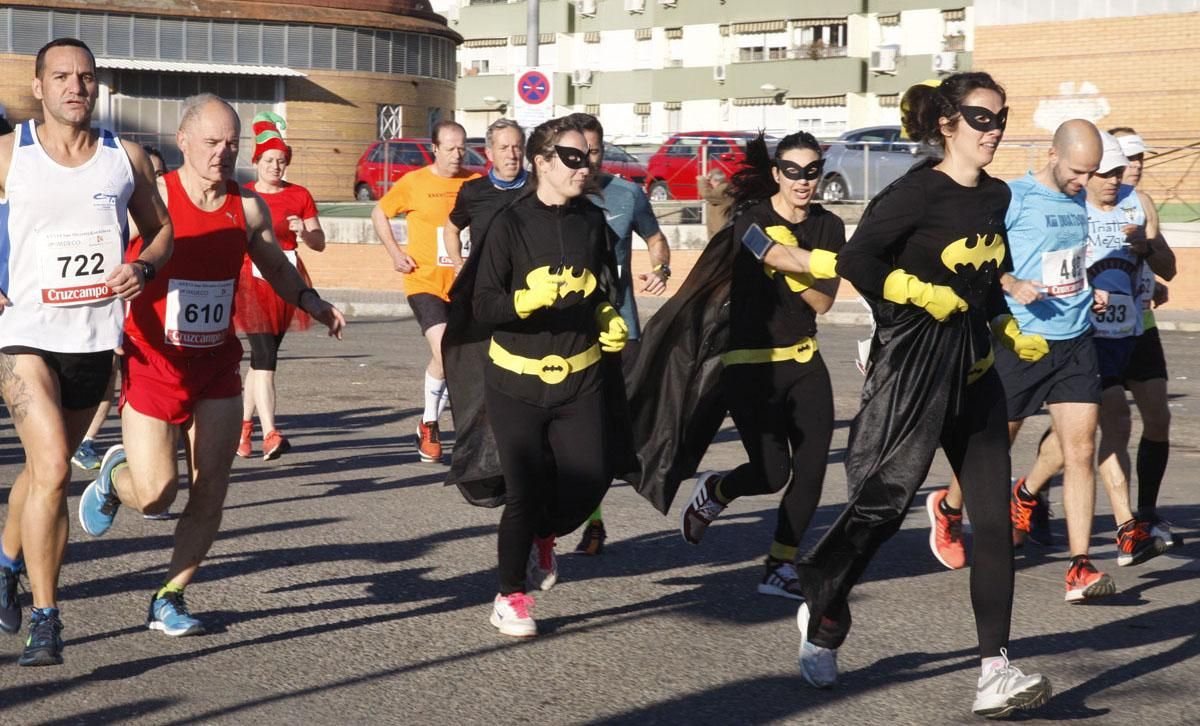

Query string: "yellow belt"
[[721, 336, 818, 366], [488, 339, 602, 385]]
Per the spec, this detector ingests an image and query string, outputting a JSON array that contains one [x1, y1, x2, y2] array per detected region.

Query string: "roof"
[[96, 58, 307, 77]]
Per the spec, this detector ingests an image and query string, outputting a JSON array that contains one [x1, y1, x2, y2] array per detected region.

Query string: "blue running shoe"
[[148, 590, 205, 637], [18, 608, 63, 666], [0, 565, 21, 634], [70, 439, 102, 470], [79, 445, 125, 537]]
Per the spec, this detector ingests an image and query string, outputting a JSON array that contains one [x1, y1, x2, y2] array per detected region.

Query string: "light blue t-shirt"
[[590, 174, 662, 340], [1003, 173, 1092, 340]]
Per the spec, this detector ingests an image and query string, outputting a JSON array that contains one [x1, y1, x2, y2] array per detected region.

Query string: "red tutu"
[[233, 254, 312, 334]]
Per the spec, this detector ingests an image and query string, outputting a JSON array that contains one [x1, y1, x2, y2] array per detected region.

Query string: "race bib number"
[[1041, 245, 1085, 297], [1092, 293, 1136, 339], [436, 226, 468, 267], [252, 250, 298, 280], [37, 225, 122, 306], [164, 279, 234, 348]]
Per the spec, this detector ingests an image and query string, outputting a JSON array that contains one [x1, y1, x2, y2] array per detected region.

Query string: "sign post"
[[513, 67, 553, 130]]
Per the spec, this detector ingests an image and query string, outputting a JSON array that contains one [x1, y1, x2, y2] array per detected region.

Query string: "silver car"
[[818, 125, 923, 202]]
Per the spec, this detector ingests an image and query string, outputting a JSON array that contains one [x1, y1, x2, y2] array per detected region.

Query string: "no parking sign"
[[513, 67, 554, 130]]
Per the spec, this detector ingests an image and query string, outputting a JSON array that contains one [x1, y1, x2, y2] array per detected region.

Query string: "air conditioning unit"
[[577, 0, 597, 17], [933, 51, 958, 73], [712, 64, 726, 83], [625, 0, 646, 13], [571, 68, 594, 87], [869, 45, 899, 73], [659, 0, 678, 6]]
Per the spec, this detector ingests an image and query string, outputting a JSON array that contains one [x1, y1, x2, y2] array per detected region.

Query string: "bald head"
[[179, 93, 239, 134], [1041, 119, 1101, 197], [176, 93, 241, 185]]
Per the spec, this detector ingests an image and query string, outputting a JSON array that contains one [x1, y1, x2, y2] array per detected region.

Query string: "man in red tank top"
[[77, 94, 346, 636]]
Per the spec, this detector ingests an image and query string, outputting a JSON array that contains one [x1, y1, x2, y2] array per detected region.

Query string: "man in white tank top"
[[0, 38, 173, 667]]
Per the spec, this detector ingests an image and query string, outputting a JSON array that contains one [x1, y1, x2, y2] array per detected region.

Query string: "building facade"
[[444, 0, 975, 140], [0, 0, 461, 200]]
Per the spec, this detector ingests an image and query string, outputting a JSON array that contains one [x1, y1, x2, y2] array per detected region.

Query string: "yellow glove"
[[882, 269, 968, 322], [992, 315, 1049, 363], [513, 274, 561, 319], [809, 249, 839, 280], [595, 302, 629, 353]]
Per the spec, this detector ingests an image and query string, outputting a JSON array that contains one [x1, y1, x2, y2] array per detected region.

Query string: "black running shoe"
[[574, 520, 607, 556], [18, 609, 63, 666], [0, 565, 20, 634]]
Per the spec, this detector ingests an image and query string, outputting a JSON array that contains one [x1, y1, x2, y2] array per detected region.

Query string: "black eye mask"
[[958, 105, 1008, 133], [554, 145, 589, 170], [776, 159, 824, 181]]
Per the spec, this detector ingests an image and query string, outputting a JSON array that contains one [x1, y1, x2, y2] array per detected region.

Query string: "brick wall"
[[974, 12, 1200, 204]]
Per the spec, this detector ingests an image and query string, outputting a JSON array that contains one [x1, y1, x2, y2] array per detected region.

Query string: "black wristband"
[[297, 287, 320, 307], [131, 259, 156, 281]]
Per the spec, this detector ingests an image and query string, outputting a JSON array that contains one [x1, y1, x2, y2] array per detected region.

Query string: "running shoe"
[[0, 565, 20, 634], [758, 557, 804, 601], [574, 519, 607, 556], [78, 445, 126, 537], [972, 649, 1052, 718], [147, 590, 205, 637], [17, 608, 63, 667], [1010, 478, 1037, 546], [416, 420, 442, 463], [926, 488, 966, 570], [1027, 489, 1055, 546], [1116, 518, 1167, 567], [143, 511, 173, 521], [70, 439, 102, 470], [490, 592, 537, 637], [796, 603, 837, 688], [262, 430, 291, 461], [526, 536, 558, 591], [1064, 556, 1116, 602], [1141, 514, 1183, 549], [236, 420, 253, 459], [680, 471, 724, 545]]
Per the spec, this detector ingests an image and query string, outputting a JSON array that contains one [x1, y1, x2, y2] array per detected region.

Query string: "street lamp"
[[759, 84, 788, 132]]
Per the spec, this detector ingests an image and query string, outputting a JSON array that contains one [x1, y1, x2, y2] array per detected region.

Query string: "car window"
[[605, 143, 637, 163], [846, 130, 891, 151], [392, 143, 427, 166], [465, 147, 487, 166], [367, 144, 385, 163], [666, 138, 702, 157], [706, 138, 733, 156]]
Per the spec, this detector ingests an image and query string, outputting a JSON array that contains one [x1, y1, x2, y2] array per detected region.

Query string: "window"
[[794, 21, 848, 58], [378, 104, 403, 139], [737, 32, 788, 62], [392, 143, 428, 166], [604, 143, 637, 163], [846, 129, 894, 151], [667, 138, 702, 157]]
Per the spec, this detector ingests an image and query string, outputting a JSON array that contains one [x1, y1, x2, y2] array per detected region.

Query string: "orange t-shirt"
[[378, 165, 480, 300]]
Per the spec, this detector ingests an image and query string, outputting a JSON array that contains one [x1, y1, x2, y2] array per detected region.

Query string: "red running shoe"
[[1116, 518, 1167, 567], [1064, 555, 1116, 602], [262, 430, 291, 461], [926, 488, 966, 570], [236, 420, 253, 459], [416, 420, 442, 463], [1010, 478, 1037, 546]]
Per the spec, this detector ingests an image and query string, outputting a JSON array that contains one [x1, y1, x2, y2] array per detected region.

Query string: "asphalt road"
[[0, 317, 1197, 725]]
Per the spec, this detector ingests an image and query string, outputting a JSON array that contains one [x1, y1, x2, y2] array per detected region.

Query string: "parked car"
[[354, 138, 488, 201], [644, 131, 768, 201], [601, 142, 648, 186], [818, 125, 921, 202]]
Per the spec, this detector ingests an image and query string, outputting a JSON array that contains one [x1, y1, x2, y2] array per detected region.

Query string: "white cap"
[[1116, 133, 1147, 158], [1097, 131, 1129, 174]]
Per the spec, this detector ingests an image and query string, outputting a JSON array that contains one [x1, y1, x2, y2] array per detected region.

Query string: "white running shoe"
[[796, 603, 837, 688], [758, 557, 804, 601], [1148, 518, 1182, 548], [972, 649, 1052, 718], [680, 471, 725, 545], [490, 592, 537, 637], [526, 536, 558, 591]]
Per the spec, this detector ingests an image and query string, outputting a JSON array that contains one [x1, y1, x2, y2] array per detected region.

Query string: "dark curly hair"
[[901, 72, 1006, 148], [730, 130, 823, 205]]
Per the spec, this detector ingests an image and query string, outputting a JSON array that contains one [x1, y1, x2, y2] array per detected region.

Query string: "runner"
[[443, 118, 527, 271], [926, 121, 1121, 602], [568, 112, 672, 556], [675, 131, 843, 600], [470, 117, 625, 637], [795, 73, 1052, 717], [76, 94, 345, 638], [0, 38, 173, 666], [371, 121, 480, 464], [233, 112, 326, 461]]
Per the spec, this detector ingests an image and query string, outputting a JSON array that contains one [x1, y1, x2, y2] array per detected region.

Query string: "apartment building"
[[440, 0, 977, 140]]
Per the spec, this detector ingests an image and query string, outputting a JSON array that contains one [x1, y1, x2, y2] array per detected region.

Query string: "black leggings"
[[719, 355, 833, 549], [802, 369, 1013, 657], [246, 332, 286, 371], [487, 385, 611, 594]]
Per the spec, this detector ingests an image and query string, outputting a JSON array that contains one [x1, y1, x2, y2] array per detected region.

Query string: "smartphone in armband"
[[741, 223, 776, 261]]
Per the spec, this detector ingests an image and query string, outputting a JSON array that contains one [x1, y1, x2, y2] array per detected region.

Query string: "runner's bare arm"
[[371, 203, 416, 273], [107, 140, 173, 300], [295, 215, 326, 252], [443, 217, 465, 270], [244, 191, 346, 339], [1138, 191, 1175, 281]]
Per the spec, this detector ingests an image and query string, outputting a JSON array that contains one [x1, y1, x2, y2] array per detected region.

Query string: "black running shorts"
[[994, 331, 1101, 421], [1124, 326, 1168, 384], [0, 346, 113, 411], [407, 293, 450, 334]]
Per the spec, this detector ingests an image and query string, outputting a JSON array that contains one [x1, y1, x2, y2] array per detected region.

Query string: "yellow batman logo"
[[941, 234, 1005, 274], [525, 265, 597, 300], [762, 225, 813, 293]]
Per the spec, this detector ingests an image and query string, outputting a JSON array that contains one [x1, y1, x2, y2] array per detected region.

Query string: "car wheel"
[[648, 181, 671, 201], [819, 174, 847, 203], [355, 183, 374, 202]]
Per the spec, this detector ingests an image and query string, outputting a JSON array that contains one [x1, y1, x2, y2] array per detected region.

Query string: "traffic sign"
[[513, 67, 554, 129]]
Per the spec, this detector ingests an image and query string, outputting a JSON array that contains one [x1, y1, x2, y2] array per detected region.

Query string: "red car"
[[465, 137, 646, 185], [644, 131, 767, 201], [354, 138, 488, 201]]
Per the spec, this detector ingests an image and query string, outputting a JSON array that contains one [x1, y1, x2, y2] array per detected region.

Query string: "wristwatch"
[[131, 259, 156, 281], [654, 263, 672, 280]]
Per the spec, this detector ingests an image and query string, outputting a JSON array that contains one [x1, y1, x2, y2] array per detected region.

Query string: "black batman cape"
[[616, 215, 741, 514], [441, 191, 634, 507]]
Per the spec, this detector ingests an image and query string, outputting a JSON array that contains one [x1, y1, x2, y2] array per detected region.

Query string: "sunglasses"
[[958, 105, 1008, 133], [553, 145, 589, 170], [776, 159, 824, 181]]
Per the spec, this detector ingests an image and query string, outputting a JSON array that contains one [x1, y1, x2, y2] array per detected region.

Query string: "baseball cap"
[[1097, 131, 1129, 174], [1116, 133, 1147, 158]]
